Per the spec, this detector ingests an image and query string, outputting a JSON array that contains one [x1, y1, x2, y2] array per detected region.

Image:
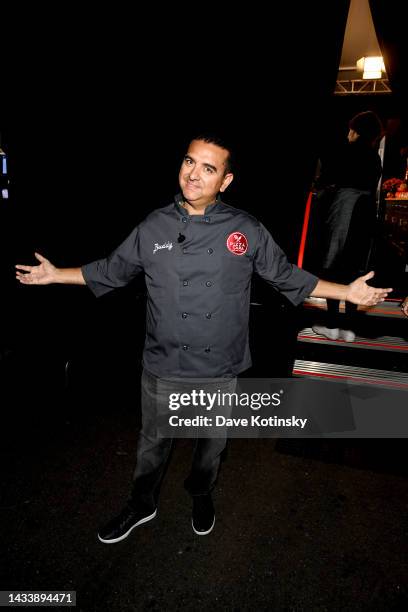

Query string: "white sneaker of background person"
[[339, 329, 356, 342], [312, 325, 340, 340]]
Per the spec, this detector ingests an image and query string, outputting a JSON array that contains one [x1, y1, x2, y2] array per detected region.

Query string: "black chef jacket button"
[[204, 216, 210, 223], [205, 313, 212, 319], [205, 281, 212, 287], [183, 247, 188, 254], [183, 280, 189, 286], [205, 346, 211, 353], [207, 248, 213, 254], [182, 344, 189, 351], [182, 217, 187, 223], [182, 312, 188, 319]]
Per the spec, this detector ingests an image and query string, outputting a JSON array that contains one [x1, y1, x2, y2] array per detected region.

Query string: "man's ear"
[[220, 172, 234, 192]]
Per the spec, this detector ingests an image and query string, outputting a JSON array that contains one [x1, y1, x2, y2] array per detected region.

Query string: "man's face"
[[179, 139, 234, 208]]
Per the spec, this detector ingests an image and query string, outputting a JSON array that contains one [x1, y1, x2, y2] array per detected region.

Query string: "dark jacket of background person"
[[313, 113, 383, 284], [320, 138, 382, 194]]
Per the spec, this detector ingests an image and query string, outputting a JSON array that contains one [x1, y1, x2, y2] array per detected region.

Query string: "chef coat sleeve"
[[253, 223, 318, 306], [81, 225, 144, 297]]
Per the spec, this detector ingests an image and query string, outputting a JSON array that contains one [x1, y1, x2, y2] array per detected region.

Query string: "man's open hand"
[[346, 271, 392, 306], [401, 297, 408, 317], [15, 252, 57, 285]]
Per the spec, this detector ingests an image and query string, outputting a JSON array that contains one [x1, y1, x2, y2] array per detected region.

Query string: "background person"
[[312, 111, 384, 342]]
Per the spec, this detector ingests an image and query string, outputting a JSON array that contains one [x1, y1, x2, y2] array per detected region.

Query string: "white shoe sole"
[[192, 516, 215, 536], [98, 509, 157, 544]]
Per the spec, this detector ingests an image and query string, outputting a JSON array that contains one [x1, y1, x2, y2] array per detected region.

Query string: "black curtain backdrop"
[[3, 2, 351, 257], [2, 2, 350, 384], [370, 0, 408, 118]]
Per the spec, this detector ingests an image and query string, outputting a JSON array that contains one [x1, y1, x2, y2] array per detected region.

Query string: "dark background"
[[2, 0, 408, 395], [1, 3, 408, 611], [1, 2, 350, 384], [1, 0, 407, 392]]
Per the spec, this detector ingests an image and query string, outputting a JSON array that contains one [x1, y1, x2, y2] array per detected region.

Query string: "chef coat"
[[82, 194, 318, 378]]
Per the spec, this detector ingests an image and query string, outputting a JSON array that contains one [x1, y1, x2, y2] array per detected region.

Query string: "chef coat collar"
[[174, 193, 223, 217]]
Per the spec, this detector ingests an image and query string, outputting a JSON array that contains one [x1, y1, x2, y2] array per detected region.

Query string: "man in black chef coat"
[[16, 135, 392, 540]]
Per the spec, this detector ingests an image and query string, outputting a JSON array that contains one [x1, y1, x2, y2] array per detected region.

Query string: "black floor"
[[2, 371, 408, 612]]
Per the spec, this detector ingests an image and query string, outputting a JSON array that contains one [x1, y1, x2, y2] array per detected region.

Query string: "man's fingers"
[[373, 293, 391, 302], [370, 287, 392, 295], [34, 252, 47, 263], [15, 264, 34, 272], [356, 286, 393, 306], [16, 272, 33, 284], [365, 287, 393, 305], [360, 271, 375, 281]]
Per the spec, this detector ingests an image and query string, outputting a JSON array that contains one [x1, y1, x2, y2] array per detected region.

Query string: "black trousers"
[[128, 368, 236, 511], [326, 299, 358, 329]]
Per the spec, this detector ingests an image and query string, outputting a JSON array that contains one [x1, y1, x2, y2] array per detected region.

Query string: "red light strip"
[[297, 191, 313, 268]]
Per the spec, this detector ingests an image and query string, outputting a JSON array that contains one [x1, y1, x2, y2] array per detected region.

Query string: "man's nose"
[[189, 166, 200, 180]]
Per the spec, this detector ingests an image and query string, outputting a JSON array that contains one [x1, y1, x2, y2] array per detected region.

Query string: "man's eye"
[[185, 158, 193, 165], [205, 167, 215, 174]]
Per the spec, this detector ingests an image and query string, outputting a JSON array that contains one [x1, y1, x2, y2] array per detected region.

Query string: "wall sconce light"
[[356, 56, 385, 79]]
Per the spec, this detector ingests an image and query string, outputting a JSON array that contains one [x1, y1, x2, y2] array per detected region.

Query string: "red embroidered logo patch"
[[226, 232, 248, 256]]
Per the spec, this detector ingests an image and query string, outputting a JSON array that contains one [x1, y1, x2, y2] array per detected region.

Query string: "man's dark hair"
[[191, 133, 235, 174]]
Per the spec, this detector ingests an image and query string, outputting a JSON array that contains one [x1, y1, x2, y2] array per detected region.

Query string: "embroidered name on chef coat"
[[153, 242, 173, 254]]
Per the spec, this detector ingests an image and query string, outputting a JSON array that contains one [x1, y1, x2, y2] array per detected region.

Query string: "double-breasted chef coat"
[[82, 194, 318, 378]]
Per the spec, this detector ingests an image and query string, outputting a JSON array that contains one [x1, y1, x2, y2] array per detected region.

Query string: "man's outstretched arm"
[[254, 224, 392, 308], [311, 271, 392, 306], [15, 253, 85, 285]]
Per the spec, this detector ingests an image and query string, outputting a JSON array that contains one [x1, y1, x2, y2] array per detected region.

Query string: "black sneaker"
[[192, 494, 215, 535], [98, 505, 157, 544]]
